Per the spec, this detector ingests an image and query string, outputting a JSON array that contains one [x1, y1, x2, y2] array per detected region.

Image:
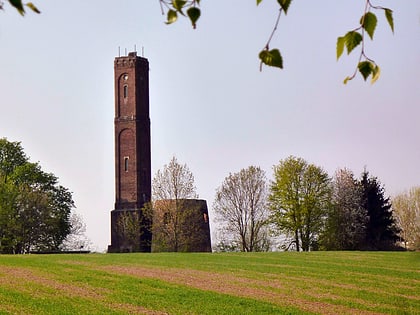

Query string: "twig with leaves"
[[159, 0, 395, 84], [5, 0, 395, 85], [257, 0, 291, 71], [1, 0, 40, 15], [337, 0, 394, 84], [160, 0, 201, 29]]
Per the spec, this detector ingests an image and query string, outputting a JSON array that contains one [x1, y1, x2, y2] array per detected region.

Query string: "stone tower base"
[[108, 209, 152, 253]]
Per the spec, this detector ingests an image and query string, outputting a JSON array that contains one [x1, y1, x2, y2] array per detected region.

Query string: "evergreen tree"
[[360, 171, 400, 250]]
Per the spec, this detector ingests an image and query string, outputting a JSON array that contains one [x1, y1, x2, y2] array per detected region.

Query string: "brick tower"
[[108, 52, 152, 253]]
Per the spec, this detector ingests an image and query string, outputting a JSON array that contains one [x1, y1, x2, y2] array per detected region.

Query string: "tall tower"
[[108, 52, 152, 253]]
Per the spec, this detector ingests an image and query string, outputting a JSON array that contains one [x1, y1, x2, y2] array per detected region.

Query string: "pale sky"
[[1, 1, 419, 251]]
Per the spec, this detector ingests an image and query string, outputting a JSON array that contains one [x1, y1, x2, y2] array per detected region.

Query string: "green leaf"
[[343, 76, 351, 84], [259, 49, 283, 69], [26, 2, 40, 14], [166, 10, 178, 25], [187, 7, 200, 29], [358, 61, 374, 81], [336, 36, 345, 60], [360, 12, 377, 40], [257, 0, 263, 5], [277, 0, 292, 15], [371, 64, 381, 84], [344, 31, 362, 55], [384, 9, 394, 33], [9, 0, 25, 15], [172, 0, 187, 12]]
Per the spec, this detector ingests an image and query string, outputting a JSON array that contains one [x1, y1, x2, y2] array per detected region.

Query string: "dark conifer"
[[360, 171, 400, 250]]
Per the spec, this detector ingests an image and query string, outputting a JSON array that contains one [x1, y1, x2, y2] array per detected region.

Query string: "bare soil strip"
[[0, 267, 167, 315], [103, 265, 385, 315]]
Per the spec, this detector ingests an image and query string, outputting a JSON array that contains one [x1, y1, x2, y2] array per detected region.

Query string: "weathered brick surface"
[[152, 199, 212, 252]]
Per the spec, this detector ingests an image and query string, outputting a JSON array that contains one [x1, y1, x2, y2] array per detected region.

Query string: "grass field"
[[0, 251, 418, 314]]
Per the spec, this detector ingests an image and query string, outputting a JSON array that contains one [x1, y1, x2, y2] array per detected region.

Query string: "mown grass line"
[[0, 252, 418, 314]]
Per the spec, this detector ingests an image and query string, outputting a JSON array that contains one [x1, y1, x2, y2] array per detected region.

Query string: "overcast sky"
[[1, 1, 419, 251]]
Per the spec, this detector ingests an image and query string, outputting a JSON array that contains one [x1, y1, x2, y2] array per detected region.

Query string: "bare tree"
[[392, 187, 420, 250], [214, 166, 270, 252], [60, 212, 92, 251], [153, 156, 198, 201], [152, 156, 199, 252], [321, 168, 367, 250]]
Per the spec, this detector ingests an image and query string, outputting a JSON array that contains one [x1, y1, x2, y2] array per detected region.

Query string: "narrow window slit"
[[124, 157, 129, 172], [123, 85, 128, 98]]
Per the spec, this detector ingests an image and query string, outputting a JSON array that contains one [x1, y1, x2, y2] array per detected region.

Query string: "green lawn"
[[0, 251, 418, 314]]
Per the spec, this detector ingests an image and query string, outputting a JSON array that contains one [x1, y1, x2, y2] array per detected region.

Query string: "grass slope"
[[0, 251, 418, 314]]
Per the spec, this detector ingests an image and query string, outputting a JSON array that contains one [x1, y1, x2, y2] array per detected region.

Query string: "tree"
[[115, 210, 144, 252], [151, 156, 199, 252], [60, 212, 92, 251], [152, 199, 209, 252], [213, 166, 270, 252], [159, 0, 394, 83], [152, 156, 198, 202], [392, 187, 420, 250], [321, 168, 367, 250], [0, 138, 28, 183], [360, 170, 399, 250], [0, 138, 74, 253], [269, 156, 331, 251]]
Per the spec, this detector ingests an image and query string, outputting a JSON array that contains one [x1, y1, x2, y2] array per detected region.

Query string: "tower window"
[[123, 85, 128, 98], [124, 157, 129, 172]]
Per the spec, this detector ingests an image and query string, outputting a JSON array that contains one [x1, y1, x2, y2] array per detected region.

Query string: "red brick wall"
[[109, 52, 152, 252]]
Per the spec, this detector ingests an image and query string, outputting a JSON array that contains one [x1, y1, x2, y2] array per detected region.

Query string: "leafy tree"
[[0, 138, 74, 254], [392, 187, 420, 250], [360, 170, 399, 250], [213, 166, 270, 252], [151, 156, 199, 252], [321, 168, 367, 250], [0, 138, 28, 183], [269, 156, 331, 251], [0, 176, 19, 252]]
